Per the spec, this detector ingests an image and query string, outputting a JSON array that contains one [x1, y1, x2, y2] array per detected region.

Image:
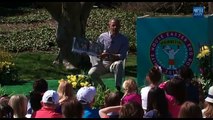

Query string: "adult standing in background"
[[88, 18, 129, 91]]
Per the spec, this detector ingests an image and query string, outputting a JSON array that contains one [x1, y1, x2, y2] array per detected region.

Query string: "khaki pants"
[[88, 59, 124, 88]]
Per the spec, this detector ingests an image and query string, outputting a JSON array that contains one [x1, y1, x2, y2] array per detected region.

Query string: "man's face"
[[108, 20, 120, 35]]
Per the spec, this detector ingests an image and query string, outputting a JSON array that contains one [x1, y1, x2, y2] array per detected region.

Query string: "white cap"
[[42, 90, 59, 104], [76, 86, 96, 104], [205, 86, 213, 103]]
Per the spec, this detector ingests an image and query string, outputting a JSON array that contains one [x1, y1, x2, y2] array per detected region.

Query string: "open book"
[[72, 37, 104, 57]]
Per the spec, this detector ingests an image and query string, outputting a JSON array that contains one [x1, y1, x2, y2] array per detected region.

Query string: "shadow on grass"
[[0, 80, 28, 86], [38, 66, 84, 76], [125, 65, 137, 78]]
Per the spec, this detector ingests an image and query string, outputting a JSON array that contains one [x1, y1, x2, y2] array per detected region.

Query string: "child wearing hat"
[[33, 90, 62, 118], [76, 86, 100, 118], [202, 86, 213, 118]]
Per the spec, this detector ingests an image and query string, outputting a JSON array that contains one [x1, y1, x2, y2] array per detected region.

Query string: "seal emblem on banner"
[[150, 31, 194, 76]]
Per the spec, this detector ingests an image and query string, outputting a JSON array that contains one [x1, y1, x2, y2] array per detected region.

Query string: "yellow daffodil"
[[196, 53, 202, 59], [67, 79, 72, 84], [200, 45, 209, 52], [70, 75, 77, 82], [201, 49, 210, 56], [84, 81, 90, 87], [80, 82, 85, 87], [59, 74, 92, 89], [72, 82, 77, 88], [197, 45, 211, 59], [78, 74, 84, 79], [67, 75, 71, 79], [0, 61, 15, 72]]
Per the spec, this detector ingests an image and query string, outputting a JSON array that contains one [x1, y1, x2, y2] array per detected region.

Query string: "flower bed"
[[0, 61, 18, 85], [197, 45, 213, 94], [58, 74, 93, 89]]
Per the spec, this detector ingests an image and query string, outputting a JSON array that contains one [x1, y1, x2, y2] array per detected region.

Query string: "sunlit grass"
[[2, 52, 137, 95], [13, 51, 136, 81], [13, 51, 71, 81]]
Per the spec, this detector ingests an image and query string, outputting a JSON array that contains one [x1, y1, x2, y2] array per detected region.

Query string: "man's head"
[[108, 18, 121, 36]]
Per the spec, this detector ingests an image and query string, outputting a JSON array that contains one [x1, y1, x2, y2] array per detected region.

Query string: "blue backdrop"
[[136, 16, 213, 86]]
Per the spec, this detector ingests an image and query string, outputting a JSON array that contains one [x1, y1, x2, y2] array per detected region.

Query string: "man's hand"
[[99, 52, 120, 61], [99, 52, 110, 59]]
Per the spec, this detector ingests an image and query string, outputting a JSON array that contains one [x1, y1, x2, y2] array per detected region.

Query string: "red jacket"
[[32, 106, 62, 118]]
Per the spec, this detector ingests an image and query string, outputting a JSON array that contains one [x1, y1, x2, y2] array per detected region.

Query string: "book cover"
[[72, 37, 104, 57]]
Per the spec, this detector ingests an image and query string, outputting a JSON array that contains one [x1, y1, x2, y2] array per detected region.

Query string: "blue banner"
[[136, 16, 213, 86]]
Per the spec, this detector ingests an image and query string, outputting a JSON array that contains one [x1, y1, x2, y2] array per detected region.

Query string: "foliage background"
[[0, 7, 142, 53]]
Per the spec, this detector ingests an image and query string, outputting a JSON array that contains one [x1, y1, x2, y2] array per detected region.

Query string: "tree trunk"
[[208, 2, 213, 14], [38, 2, 94, 70]]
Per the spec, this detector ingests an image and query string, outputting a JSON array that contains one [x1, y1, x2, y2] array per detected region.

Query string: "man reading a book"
[[88, 18, 129, 91]]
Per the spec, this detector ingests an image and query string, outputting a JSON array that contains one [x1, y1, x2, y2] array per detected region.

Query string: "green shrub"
[[0, 50, 19, 85], [0, 8, 144, 52], [0, 25, 57, 52], [196, 45, 213, 95], [0, 8, 51, 23], [0, 49, 13, 62], [93, 85, 111, 109]]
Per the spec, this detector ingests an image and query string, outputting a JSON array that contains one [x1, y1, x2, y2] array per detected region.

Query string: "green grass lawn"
[[1, 51, 137, 95], [1, 78, 116, 96], [13, 51, 137, 80]]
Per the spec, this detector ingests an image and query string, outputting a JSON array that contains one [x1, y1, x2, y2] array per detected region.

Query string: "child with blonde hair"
[[57, 80, 75, 104], [99, 79, 141, 118], [121, 79, 141, 105], [8, 94, 28, 118], [56, 80, 75, 113]]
